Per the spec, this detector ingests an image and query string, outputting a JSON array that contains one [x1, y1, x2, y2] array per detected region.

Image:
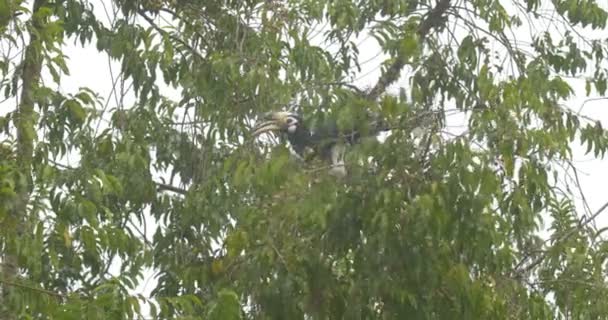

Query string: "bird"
[[252, 110, 386, 177]]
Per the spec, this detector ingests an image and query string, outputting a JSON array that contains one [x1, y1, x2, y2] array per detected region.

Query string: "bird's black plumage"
[[252, 110, 384, 176]]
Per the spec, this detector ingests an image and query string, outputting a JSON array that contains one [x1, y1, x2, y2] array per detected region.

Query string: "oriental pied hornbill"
[[252, 111, 386, 177]]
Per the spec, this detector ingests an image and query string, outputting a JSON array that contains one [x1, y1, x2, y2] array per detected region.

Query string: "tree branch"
[[513, 199, 608, 277], [2, 1, 45, 318], [156, 182, 187, 195], [48, 160, 188, 195], [0, 278, 65, 299], [366, 0, 452, 101]]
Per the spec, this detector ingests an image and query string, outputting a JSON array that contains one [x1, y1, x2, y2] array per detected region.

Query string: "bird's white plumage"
[[328, 144, 347, 177]]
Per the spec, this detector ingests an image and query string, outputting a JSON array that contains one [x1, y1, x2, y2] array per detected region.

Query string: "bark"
[[0, 1, 45, 319]]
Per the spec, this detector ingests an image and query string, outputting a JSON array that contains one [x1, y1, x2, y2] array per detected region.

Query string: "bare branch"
[[156, 182, 187, 195]]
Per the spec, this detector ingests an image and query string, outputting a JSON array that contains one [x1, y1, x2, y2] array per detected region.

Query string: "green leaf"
[[64, 99, 86, 124], [207, 289, 241, 320]]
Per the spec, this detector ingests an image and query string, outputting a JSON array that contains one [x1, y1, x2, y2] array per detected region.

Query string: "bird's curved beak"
[[252, 112, 290, 137], [252, 121, 281, 137]]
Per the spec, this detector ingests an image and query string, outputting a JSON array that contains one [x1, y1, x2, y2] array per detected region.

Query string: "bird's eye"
[[286, 118, 296, 125]]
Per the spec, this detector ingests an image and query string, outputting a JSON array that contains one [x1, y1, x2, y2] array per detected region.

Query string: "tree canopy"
[[2, 0, 608, 319]]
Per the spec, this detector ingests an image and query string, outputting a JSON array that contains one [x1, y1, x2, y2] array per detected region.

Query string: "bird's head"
[[252, 111, 302, 137]]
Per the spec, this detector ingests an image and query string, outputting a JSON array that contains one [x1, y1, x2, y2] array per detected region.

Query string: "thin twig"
[[566, 159, 595, 229], [49, 159, 187, 195], [137, 11, 205, 61], [577, 97, 608, 115], [514, 199, 608, 276], [367, 0, 452, 100], [0, 278, 65, 298]]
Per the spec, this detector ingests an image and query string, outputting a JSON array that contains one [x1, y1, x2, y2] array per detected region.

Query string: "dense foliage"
[[2, 0, 608, 319]]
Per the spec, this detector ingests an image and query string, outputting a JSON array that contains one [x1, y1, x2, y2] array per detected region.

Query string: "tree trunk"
[[0, 1, 45, 319]]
